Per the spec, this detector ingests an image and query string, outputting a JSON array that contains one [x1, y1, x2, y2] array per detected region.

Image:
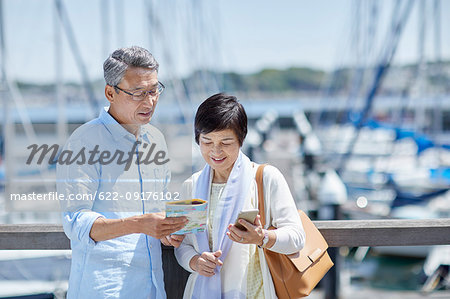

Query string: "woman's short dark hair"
[[195, 93, 247, 146]]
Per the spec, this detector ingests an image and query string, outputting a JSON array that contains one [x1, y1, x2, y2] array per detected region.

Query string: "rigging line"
[[0, 2, 37, 144], [359, 0, 379, 103], [337, 0, 415, 174], [191, 0, 203, 92], [375, 0, 401, 69], [0, 0, 6, 162], [336, 0, 378, 126], [188, 0, 218, 97], [432, 0, 443, 135], [144, 0, 154, 52], [0, 1, 56, 195], [383, 0, 428, 175], [0, 0, 3, 73], [184, 0, 204, 96], [206, 0, 225, 92], [345, 0, 381, 128], [12, 0, 42, 75], [413, 0, 428, 134], [311, 1, 356, 128], [395, 0, 426, 129], [100, 0, 111, 58], [0, 4, 36, 146], [54, 1, 67, 147], [336, 0, 366, 125], [433, 0, 441, 62], [115, 0, 125, 47], [144, 0, 193, 125], [179, 0, 201, 98], [54, 0, 98, 116], [201, 1, 222, 93], [367, 0, 380, 62]]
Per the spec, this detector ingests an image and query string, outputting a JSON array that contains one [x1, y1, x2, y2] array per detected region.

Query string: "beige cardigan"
[[175, 164, 305, 299]]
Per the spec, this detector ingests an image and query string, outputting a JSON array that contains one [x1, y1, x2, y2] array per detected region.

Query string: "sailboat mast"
[[432, 0, 442, 135], [0, 0, 12, 222], [415, 0, 427, 133], [54, 2, 67, 146], [101, 0, 110, 57]]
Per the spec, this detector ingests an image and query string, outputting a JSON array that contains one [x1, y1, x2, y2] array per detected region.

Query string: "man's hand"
[[89, 212, 188, 242], [136, 212, 188, 239], [189, 250, 223, 277], [160, 234, 185, 248]]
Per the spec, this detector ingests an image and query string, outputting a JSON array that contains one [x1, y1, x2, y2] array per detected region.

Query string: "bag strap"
[[256, 164, 268, 227]]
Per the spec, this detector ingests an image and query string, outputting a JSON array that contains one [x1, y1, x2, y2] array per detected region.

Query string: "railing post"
[[325, 244, 340, 299], [317, 169, 347, 299], [320, 204, 343, 299]]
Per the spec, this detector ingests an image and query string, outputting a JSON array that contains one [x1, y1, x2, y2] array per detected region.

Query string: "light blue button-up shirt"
[[57, 107, 170, 299]]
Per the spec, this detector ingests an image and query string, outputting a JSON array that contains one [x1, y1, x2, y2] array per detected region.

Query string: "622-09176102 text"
[[9, 191, 180, 201], [96, 191, 180, 201]]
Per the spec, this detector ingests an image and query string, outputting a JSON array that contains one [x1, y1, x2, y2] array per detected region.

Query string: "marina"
[[1, 0, 450, 298]]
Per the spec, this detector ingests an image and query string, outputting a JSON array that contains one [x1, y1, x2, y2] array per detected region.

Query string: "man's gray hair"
[[103, 46, 159, 87]]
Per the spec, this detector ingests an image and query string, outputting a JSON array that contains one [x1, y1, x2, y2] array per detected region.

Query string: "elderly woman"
[[175, 93, 305, 299]]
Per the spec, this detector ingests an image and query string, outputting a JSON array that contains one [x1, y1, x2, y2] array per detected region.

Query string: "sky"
[[3, 0, 450, 83]]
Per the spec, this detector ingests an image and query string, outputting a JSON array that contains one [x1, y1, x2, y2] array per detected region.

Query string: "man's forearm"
[[89, 216, 140, 242], [89, 212, 187, 242]]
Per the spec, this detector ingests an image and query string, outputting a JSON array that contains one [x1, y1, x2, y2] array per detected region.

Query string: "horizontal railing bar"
[[1, 218, 449, 249], [0, 224, 65, 233], [315, 218, 450, 247]]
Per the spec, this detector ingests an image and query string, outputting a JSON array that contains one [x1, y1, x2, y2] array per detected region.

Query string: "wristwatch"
[[258, 229, 269, 248]]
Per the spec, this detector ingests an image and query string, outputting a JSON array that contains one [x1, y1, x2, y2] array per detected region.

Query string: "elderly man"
[[57, 46, 187, 299]]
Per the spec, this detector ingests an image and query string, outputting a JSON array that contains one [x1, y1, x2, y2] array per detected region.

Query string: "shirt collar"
[[99, 107, 138, 142]]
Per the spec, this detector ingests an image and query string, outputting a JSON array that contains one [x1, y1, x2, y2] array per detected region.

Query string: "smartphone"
[[234, 209, 259, 231]]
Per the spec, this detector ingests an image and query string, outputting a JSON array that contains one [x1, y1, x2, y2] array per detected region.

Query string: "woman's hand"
[[190, 250, 223, 277], [227, 215, 265, 245], [160, 234, 185, 248]]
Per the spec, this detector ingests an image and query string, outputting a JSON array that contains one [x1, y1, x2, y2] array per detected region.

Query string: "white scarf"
[[191, 151, 254, 299]]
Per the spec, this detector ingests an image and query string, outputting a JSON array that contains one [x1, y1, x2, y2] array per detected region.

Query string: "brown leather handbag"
[[256, 164, 333, 298]]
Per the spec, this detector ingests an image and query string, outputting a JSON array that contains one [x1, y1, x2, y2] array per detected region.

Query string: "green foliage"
[[15, 60, 450, 97], [223, 67, 326, 93]]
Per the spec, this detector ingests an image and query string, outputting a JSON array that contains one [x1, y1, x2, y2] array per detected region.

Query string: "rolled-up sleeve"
[[263, 166, 305, 254], [62, 210, 104, 246], [57, 139, 104, 246]]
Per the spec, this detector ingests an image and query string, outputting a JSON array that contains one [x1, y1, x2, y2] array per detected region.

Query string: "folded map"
[[165, 199, 208, 234]]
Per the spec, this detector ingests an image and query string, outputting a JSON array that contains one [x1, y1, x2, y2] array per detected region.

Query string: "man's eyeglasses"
[[114, 81, 165, 101]]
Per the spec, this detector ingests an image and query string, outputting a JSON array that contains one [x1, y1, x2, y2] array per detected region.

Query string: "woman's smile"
[[199, 129, 240, 183], [211, 156, 226, 163]]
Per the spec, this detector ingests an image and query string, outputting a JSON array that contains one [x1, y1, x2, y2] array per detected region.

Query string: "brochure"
[[165, 199, 208, 235]]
